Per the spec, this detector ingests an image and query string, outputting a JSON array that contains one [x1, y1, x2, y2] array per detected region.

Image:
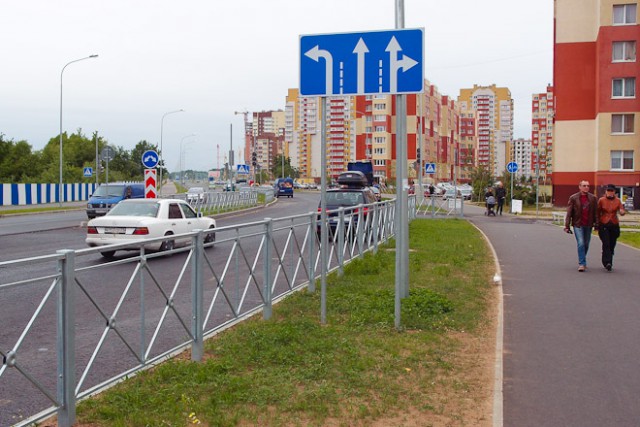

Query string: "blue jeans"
[[573, 226, 592, 266]]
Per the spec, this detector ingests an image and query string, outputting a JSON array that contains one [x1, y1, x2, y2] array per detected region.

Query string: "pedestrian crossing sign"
[[83, 167, 93, 177], [424, 163, 436, 174]]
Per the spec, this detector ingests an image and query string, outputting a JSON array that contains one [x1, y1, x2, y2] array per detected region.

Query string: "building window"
[[613, 41, 637, 62], [612, 77, 636, 98], [613, 4, 637, 24], [611, 150, 634, 170], [612, 114, 635, 134]]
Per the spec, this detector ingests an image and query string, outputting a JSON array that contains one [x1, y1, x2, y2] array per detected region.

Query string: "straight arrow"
[[353, 38, 369, 94]]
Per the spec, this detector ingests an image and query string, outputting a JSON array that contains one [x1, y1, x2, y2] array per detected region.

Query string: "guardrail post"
[[308, 212, 316, 292], [191, 230, 204, 361], [356, 204, 364, 256], [263, 218, 273, 320], [372, 203, 379, 254], [337, 207, 345, 276], [56, 249, 76, 427]]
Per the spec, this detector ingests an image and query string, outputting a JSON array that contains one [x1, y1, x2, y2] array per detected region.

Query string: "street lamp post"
[[180, 134, 197, 186], [159, 109, 184, 195], [59, 54, 98, 206]]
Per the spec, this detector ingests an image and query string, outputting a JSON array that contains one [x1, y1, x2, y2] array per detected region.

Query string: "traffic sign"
[[507, 162, 518, 173], [144, 169, 157, 198], [142, 150, 159, 168], [237, 164, 250, 174], [300, 28, 424, 96], [424, 163, 436, 174], [83, 167, 93, 177], [101, 146, 115, 161]]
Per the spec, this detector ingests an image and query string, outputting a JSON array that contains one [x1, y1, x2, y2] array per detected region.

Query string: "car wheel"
[[100, 250, 115, 258], [160, 233, 175, 253], [204, 226, 216, 244]]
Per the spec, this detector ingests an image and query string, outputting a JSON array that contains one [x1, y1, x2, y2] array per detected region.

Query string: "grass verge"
[[73, 219, 496, 427]]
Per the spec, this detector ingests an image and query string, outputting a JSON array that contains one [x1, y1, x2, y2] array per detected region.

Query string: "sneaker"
[[606, 263, 612, 271], [578, 265, 586, 272]]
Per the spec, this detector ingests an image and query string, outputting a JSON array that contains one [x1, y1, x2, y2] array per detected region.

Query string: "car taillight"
[[133, 227, 149, 235], [87, 226, 98, 234]]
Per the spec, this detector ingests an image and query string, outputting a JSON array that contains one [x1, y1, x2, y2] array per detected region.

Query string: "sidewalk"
[[465, 204, 640, 426]]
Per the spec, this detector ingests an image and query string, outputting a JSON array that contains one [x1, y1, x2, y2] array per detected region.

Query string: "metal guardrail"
[[415, 195, 465, 217], [166, 189, 263, 214], [0, 198, 411, 427]]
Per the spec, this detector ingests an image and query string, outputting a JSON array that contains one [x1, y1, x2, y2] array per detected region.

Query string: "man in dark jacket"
[[495, 182, 507, 215], [564, 180, 598, 272]]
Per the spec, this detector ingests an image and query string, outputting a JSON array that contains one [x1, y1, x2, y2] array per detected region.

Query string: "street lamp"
[[180, 134, 197, 186], [159, 109, 184, 195], [59, 54, 98, 205]]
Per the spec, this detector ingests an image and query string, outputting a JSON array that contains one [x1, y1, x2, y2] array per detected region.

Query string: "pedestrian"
[[495, 181, 506, 215], [564, 180, 597, 272], [429, 184, 435, 197], [485, 187, 496, 216], [596, 184, 626, 271]]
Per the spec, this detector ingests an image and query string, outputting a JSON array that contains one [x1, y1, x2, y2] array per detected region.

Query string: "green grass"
[[76, 219, 495, 427], [619, 231, 640, 248]]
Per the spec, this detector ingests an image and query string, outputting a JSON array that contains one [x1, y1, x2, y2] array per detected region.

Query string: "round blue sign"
[[142, 150, 159, 168], [507, 162, 518, 173]]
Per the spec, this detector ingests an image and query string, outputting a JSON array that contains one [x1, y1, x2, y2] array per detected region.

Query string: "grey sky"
[[1, 0, 553, 172]]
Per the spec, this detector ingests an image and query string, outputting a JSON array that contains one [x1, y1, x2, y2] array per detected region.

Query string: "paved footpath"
[[464, 204, 640, 426]]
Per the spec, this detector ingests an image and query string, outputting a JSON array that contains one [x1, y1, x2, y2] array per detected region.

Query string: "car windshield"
[[326, 191, 365, 207], [107, 201, 159, 217], [92, 184, 125, 198]]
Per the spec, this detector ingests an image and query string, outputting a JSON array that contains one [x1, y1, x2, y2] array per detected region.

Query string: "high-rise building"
[[554, 0, 639, 206], [511, 138, 533, 180], [458, 84, 514, 177], [531, 85, 555, 183], [285, 80, 464, 185]]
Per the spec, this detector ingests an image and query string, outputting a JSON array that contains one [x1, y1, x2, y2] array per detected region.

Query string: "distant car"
[[86, 199, 216, 258], [370, 186, 382, 201], [186, 187, 205, 203], [442, 188, 462, 200], [317, 171, 377, 238]]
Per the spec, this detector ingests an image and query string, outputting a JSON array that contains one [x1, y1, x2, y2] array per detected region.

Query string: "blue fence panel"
[[0, 183, 96, 207]]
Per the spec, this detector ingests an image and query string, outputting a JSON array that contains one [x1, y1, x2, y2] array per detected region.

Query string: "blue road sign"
[[507, 162, 518, 173], [424, 163, 436, 174], [83, 167, 93, 177], [237, 164, 250, 174], [142, 150, 159, 168], [300, 28, 424, 96]]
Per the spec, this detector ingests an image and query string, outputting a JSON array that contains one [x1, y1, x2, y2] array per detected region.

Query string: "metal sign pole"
[[395, 0, 408, 330], [320, 97, 328, 325]]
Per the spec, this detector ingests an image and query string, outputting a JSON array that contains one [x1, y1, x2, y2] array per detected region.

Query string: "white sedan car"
[[186, 187, 206, 203], [86, 199, 216, 258]]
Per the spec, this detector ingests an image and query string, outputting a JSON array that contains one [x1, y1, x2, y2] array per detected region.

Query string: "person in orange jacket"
[[596, 184, 626, 271]]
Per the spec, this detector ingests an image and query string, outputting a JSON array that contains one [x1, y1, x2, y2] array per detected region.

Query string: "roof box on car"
[[337, 171, 367, 188]]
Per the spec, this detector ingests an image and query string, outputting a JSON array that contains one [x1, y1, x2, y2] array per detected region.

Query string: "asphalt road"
[[468, 205, 640, 426], [0, 191, 325, 426]]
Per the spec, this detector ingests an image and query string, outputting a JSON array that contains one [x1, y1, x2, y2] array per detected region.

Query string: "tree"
[[469, 166, 493, 202], [271, 155, 298, 180]]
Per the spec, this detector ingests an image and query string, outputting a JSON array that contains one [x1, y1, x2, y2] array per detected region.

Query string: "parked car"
[[86, 182, 145, 219], [442, 188, 463, 200], [86, 199, 216, 258], [186, 187, 206, 203]]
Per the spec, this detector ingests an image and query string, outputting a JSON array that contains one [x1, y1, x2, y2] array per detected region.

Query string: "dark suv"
[[317, 171, 377, 239]]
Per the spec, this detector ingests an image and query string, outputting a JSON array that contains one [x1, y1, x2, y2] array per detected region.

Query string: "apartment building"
[[532, 85, 555, 183], [554, 0, 639, 206], [511, 138, 533, 180], [458, 84, 514, 177]]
